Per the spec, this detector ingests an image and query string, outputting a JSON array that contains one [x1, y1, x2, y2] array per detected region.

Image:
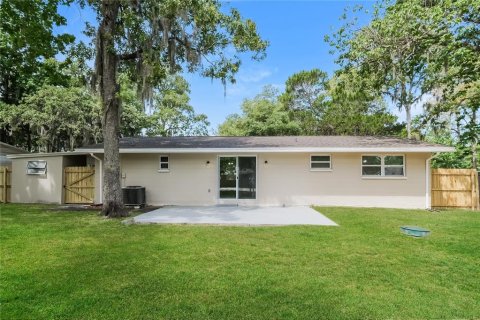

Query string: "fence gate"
[[64, 166, 95, 204], [0, 166, 11, 203], [431, 169, 479, 210]]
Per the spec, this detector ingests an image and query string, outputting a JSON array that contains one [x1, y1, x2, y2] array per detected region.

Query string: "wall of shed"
[[119, 152, 431, 209], [11, 156, 64, 203], [11, 155, 93, 204]]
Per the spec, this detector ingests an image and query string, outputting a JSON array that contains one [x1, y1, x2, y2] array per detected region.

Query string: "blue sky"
[[58, 1, 402, 133]]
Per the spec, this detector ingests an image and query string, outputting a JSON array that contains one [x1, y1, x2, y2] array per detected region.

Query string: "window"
[[362, 155, 405, 177], [384, 155, 404, 176], [310, 155, 331, 170], [159, 156, 169, 171], [26, 160, 47, 175]]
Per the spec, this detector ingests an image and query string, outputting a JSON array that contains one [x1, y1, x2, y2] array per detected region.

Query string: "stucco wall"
[[11, 156, 64, 203], [11, 154, 94, 204], [121, 153, 217, 206], [119, 152, 431, 209], [257, 153, 429, 208]]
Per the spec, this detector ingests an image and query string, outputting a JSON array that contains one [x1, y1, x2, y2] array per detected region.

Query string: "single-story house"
[[7, 136, 454, 209]]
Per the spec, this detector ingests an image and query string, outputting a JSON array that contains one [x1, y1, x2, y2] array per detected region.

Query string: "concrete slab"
[[132, 206, 337, 226]]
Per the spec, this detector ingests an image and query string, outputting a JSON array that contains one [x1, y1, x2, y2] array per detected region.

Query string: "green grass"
[[1, 204, 479, 319]]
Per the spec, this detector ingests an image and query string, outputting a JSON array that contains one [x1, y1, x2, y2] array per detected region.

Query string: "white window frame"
[[310, 154, 332, 171], [361, 154, 406, 179], [158, 155, 170, 172], [26, 160, 47, 175]]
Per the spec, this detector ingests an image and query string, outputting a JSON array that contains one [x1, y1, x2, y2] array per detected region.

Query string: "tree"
[[279, 69, 329, 135], [2, 85, 101, 152], [420, 0, 479, 169], [146, 76, 209, 137], [280, 68, 401, 136], [0, 0, 75, 148], [117, 74, 150, 137], [219, 70, 401, 137], [323, 69, 401, 136], [326, 1, 435, 138], [89, 0, 267, 216], [0, 0, 75, 104], [218, 86, 301, 136]]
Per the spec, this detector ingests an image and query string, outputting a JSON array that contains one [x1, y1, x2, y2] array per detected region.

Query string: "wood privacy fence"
[[64, 166, 95, 204], [0, 166, 11, 203], [431, 169, 479, 210]]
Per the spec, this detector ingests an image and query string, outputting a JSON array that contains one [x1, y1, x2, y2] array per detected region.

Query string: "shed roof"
[[78, 136, 453, 153]]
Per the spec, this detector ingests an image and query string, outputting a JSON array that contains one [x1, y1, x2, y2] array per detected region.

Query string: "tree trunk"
[[405, 104, 412, 139], [471, 107, 478, 170], [98, 1, 126, 217]]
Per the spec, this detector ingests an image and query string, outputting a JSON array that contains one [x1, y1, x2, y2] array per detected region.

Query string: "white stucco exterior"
[[8, 150, 432, 208], [117, 152, 431, 209], [11, 156, 65, 203], [10, 154, 90, 204]]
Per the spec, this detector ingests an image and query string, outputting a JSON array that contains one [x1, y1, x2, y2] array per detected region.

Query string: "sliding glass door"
[[219, 156, 256, 200], [219, 157, 237, 199]]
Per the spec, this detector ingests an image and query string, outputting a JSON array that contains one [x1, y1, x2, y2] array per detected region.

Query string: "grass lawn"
[[1, 204, 479, 319]]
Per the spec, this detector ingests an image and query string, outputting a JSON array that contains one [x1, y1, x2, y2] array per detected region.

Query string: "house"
[[7, 136, 454, 209], [0, 142, 27, 168]]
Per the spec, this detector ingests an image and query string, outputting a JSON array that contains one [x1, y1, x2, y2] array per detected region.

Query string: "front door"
[[219, 156, 256, 200]]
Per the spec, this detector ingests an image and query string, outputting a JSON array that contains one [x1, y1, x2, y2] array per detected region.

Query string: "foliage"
[[327, 0, 479, 168], [0, 0, 75, 104], [0, 73, 211, 151], [218, 86, 301, 136], [219, 70, 400, 136], [279, 69, 329, 135], [1, 204, 479, 319], [1, 85, 101, 152], [324, 69, 401, 135], [117, 74, 151, 137], [420, 0, 480, 169], [326, 1, 435, 138], [146, 76, 210, 137]]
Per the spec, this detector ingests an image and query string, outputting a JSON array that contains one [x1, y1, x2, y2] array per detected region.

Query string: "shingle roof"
[[0, 142, 27, 155], [79, 136, 453, 152]]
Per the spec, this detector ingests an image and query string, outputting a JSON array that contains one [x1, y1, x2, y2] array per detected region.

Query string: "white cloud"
[[238, 68, 273, 83], [226, 83, 249, 96]]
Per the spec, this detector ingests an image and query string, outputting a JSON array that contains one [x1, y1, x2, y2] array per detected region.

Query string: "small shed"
[[7, 152, 101, 204]]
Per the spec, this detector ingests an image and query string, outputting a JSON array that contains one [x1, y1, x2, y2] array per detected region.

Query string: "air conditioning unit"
[[122, 186, 146, 207]]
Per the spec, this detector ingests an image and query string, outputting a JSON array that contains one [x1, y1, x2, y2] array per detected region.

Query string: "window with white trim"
[[310, 155, 331, 170], [159, 156, 169, 171], [26, 160, 47, 175], [362, 155, 405, 177]]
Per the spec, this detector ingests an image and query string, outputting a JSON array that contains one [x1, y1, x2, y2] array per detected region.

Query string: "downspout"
[[90, 153, 103, 204], [425, 153, 439, 209]]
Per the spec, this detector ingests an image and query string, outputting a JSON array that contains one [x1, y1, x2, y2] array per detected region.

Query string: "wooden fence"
[[431, 169, 479, 210], [0, 166, 11, 203], [64, 166, 95, 204]]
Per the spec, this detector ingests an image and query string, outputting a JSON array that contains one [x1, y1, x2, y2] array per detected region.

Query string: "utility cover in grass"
[[400, 226, 431, 237]]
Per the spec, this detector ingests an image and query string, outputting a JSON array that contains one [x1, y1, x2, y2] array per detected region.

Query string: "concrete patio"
[[132, 206, 338, 226]]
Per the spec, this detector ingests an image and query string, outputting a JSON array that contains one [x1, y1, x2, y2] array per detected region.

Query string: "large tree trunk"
[[98, 1, 126, 217]]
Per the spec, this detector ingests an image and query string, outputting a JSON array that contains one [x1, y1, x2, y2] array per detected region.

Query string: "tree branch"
[[118, 49, 143, 61]]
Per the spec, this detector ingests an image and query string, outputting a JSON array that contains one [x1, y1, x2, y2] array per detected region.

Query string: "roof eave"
[[7, 151, 90, 159], [78, 147, 455, 154]]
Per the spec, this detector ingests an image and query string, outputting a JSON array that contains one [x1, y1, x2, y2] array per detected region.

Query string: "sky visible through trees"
[[56, 1, 379, 131]]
